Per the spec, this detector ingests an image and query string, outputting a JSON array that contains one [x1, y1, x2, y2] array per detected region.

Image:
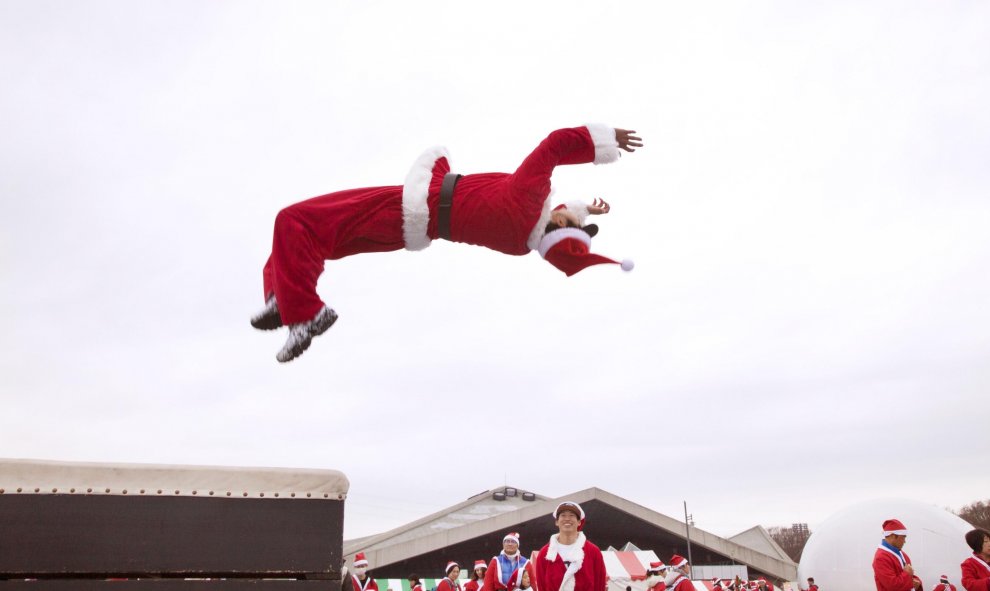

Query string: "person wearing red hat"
[[484, 532, 529, 591], [935, 575, 958, 591], [645, 561, 669, 591], [534, 501, 606, 591], [465, 560, 489, 591], [664, 555, 694, 591], [438, 562, 463, 591], [873, 519, 923, 591], [961, 528, 990, 591], [712, 578, 724, 591], [351, 552, 379, 591], [250, 124, 642, 362], [507, 562, 535, 591]]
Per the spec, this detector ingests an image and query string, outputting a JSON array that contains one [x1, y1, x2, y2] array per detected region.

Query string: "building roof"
[[344, 486, 797, 582]]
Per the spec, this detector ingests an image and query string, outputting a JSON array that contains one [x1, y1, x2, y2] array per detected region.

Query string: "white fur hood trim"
[[546, 532, 587, 562], [538, 228, 592, 258], [403, 146, 449, 251], [585, 123, 619, 164]]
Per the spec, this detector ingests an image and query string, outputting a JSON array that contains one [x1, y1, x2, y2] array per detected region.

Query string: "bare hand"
[[615, 128, 643, 153], [587, 198, 611, 215], [904, 565, 914, 576]]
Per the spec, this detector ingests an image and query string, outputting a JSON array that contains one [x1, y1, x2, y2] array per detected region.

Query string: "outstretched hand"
[[588, 198, 610, 215], [615, 128, 643, 153]]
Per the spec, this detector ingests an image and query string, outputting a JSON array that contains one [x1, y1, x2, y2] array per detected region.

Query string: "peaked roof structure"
[[344, 486, 797, 582]]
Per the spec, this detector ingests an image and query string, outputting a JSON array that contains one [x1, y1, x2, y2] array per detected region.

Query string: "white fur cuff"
[[402, 146, 449, 251], [585, 123, 619, 164]]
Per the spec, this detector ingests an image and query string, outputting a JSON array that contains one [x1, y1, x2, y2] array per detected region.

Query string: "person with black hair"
[[961, 528, 990, 591], [251, 124, 642, 362], [409, 575, 424, 591]]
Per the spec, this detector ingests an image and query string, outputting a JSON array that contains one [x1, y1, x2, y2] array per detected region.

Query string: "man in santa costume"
[[961, 528, 990, 591], [251, 124, 643, 362], [485, 532, 530, 591], [663, 555, 694, 591], [645, 561, 668, 591], [351, 552, 379, 591], [873, 519, 923, 591], [533, 501, 606, 591], [935, 575, 958, 591]]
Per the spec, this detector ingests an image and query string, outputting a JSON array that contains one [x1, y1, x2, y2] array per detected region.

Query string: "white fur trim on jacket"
[[585, 123, 619, 164], [546, 533, 586, 591], [526, 189, 555, 252], [538, 227, 592, 258], [402, 146, 449, 251]]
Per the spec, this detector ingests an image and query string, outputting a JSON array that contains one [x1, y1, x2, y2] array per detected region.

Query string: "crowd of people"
[[347, 512, 990, 591]]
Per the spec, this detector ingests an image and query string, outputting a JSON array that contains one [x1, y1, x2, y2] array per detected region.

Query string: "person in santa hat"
[[935, 575, 958, 591], [465, 560, 489, 591], [663, 555, 694, 591], [712, 578, 724, 591], [961, 528, 990, 591], [507, 562, 535, 591], [645, 561, 668, 591], [351, 552, 379, 591], [533, 501, 606, 591], [873, 518, 923, 591], [250, 124, 643, 362], [484, 532, 530, 591], [438, 562, 463, 591]]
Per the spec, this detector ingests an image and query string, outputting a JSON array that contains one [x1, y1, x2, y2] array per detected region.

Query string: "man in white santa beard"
[[534, 501, 606, 591], [645, 561, 668, 591]]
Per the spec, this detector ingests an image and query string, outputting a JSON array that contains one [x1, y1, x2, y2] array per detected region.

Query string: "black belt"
[[438, 173, 462, 241]]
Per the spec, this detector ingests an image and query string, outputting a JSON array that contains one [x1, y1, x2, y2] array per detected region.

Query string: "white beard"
[[646, 576, 663, 587]]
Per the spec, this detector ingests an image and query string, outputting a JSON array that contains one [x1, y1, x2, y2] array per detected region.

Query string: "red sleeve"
[[485, 562, 500, 591], [962, 559, 990, 591], [873, 552, 914, 591], [593, 545, 607, 591], [535, 546, 550, 591], [509, 127, 596, 200]]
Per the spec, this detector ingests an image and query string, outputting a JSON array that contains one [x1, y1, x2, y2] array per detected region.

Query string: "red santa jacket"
[[666, 576, 694, 591], [873, 544, 922, 591], [534, 534, 606, 591], [486, 554, 529, 591], [466, 580, 484, 591], [962, 555, 990, 591], [403, 124, 620, 255], [353, 575, 379, 591], [438, 579, 463, 591], [648, 582, 667, 591], [935, 583, 958, 591]]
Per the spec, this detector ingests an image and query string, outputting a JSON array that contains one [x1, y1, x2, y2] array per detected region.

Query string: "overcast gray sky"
[[2, 0, 988, 541]]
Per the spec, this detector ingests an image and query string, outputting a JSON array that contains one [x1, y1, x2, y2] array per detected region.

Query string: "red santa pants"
[[262, 185, 407, 325]]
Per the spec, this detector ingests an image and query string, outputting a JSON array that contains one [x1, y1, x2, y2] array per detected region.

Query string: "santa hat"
[[554, 501, 587, 530], [669, 554, 689, 569], [940, 576, 949, 583], [882, 519, 908, 536], [712, 578, 722, 585], [648, 561, 667, 573], [504, 532, 520, 544], [446, 562, 460, 576], [474, 560, 487, 572], [353, 552, 369, 567], [539, 228, 633, 277], [509, 566, 531, 590]]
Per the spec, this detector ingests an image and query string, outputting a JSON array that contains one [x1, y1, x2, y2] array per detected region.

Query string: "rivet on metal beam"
[[17, 488, 22, 493], [209, 491, 214, 496], [140, 489, 145, 494], [70, 488, 76, 493], [192, 491, 198, 495], [226, 492, 232, 497], [259, 493, 265, 497], [52, 488, 58, 493], [306, 493, 312, 498], [122, 490, 127, 495], [274, 493, 279, 498], [87, 488, 93, 493], [105, 488, 110, 493], [174, 490, 180, 495], [291, 493, 296, 497], [243, 492, 248, 497], [34, 488, 40, 493]]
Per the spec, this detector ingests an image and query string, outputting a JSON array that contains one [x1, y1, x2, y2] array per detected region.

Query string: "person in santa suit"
[[507, 561, 535, 591], [250, 124, 643, 362], [645, 561, 668, 591], [873, 518, 923, 591], [806, 578, 818, 591], [438, 562, 463, 591], [961, 528, 990, 591], [351, 552, 379, 591], [935, 575, 958, 591], [485, 532, 530, 591], [533, 501, 606, 591], [409, 575, 424, 591], [465, 560, 489, 591], [663, 555, 694, 591]]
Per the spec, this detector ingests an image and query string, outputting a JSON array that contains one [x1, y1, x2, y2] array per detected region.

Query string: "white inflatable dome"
[[798, 498, 973, 591]]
